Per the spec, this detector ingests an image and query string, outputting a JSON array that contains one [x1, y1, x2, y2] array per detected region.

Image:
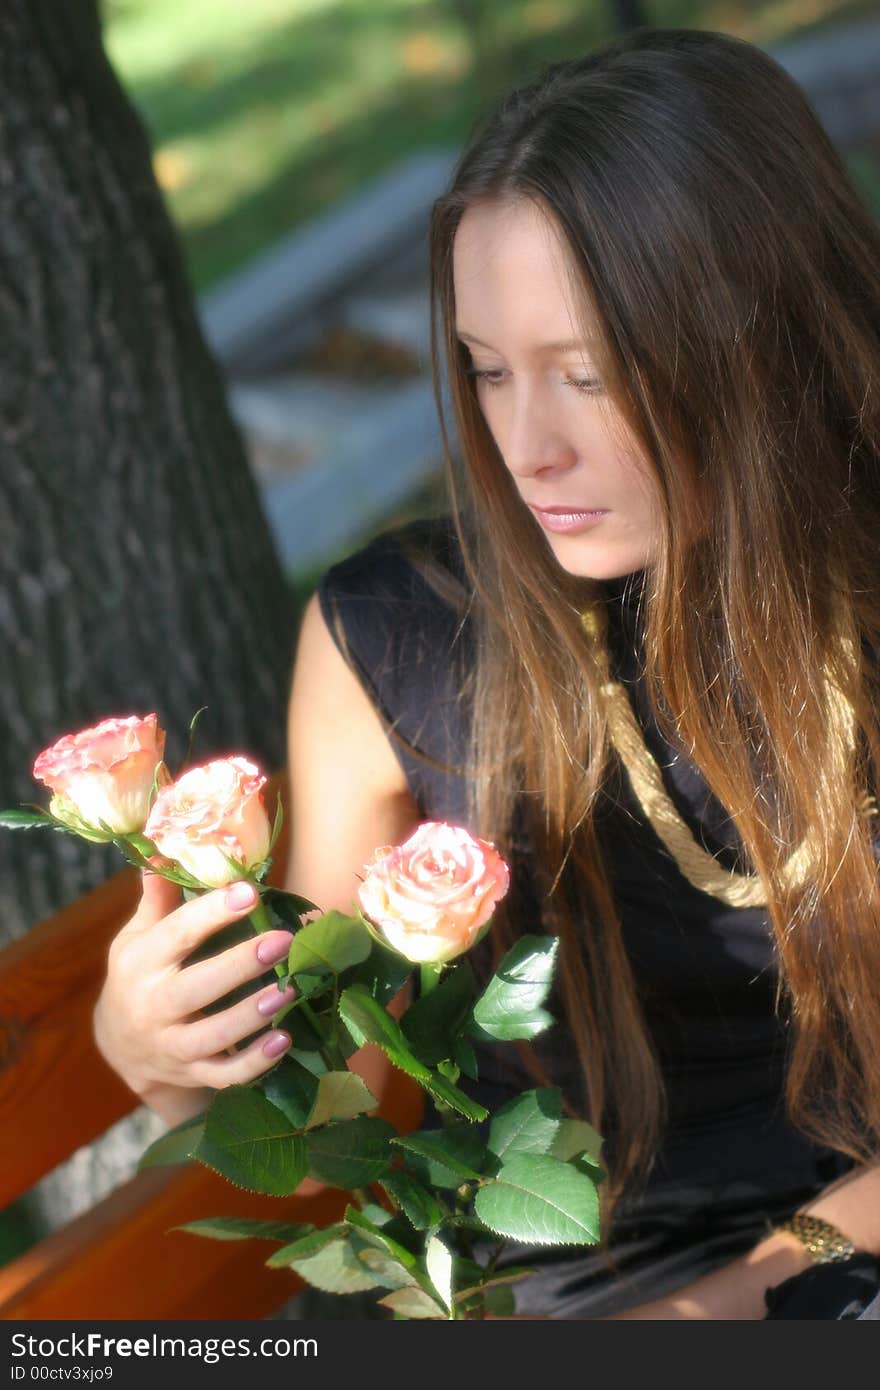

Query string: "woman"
[[93, 27, 880, 1317]]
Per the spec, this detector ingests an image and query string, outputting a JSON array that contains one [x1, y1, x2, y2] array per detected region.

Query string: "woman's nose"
[[499, 390, 577, 480]]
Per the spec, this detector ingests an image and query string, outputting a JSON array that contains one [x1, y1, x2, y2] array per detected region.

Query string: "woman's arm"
[[284, 590, 419, 1183], [93, 589, 420, 1128], [607, 1161, 880, 1319]]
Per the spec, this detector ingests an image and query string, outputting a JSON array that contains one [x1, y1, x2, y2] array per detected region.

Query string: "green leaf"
[[355, 1245, 419, 1291], [358, 1202, 394, 1228], [414, 1071, 485, 1123], [379, 1170, 444, 1230], [400, 961, 479, 1067], [338, 984, 407, 1052], [391, 1126, 485, 1188], [452, 1034, 479, 1080], [286, 968, 333, 1003], [473, 1153, 600, 1247], [261, 886, 321, 931], [186, 705, 209, 756], [338, 985, 488, 1122], [171, 1217, 313, 1244], [304, 1071, 378, 1129], [266, 1223, 345, 1267], [269, 790, 284, 854], [425, 1234, 454, 1312], [343, 1205, 420, 1274], [487, 1088, 562, 1164], [194, 1088, 308, 1195], [128, 831, 157, 857], [251, 857, 272, 884], [468, 936, 558, 1042], [340, 940, 413, 1008], [283, 1007, 331, 1068], [0, 808, 55, 829], [269, 1226, 382, 1293], [573, 1154, 607, 1184], [304, 1116, 396, 1187], [288, 911, 372, 976], [288, 1045, 329, 1079], [548, 1118, 604, 1164], [136, 1115, 205, 1170], [377, 1287, 446, 1319], [261, 1055, 320, 1128]]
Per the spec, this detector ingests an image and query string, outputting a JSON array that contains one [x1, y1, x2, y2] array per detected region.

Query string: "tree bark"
[[0, 0, 296, 1252], [0, 0, 294, 942]]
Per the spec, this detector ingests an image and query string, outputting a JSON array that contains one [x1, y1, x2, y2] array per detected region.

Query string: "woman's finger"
[[191, 1028, 294, 1089], [140, 880, 262, 966], [166, 981, 297, 1063], [167, 930, 294, 1016], [126, 860, 182, 935]]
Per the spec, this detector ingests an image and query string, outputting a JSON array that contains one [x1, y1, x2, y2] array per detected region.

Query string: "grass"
[[103, 0, 880, 293]]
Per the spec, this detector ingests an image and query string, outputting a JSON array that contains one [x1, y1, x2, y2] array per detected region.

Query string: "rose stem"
[[419, 963, 444, 997], [247, 897, 288, 984], [298, 1001, 348, 1071]]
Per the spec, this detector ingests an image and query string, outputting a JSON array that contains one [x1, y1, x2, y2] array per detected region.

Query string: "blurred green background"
[[102, 0, 880, 294]]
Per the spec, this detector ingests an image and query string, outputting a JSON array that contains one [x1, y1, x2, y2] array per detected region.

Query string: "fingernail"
[[257, 984, 296, 1016], [262, 1031, 291, 1059], [257, 933, 292, 965], [226, 881, 257, 911]]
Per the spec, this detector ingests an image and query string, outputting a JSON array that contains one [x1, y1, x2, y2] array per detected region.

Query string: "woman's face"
[[453, 197, 664, 581]]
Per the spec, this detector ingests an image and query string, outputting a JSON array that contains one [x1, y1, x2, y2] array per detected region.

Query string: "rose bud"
[[357, 820, 510, 965], [144, 756, 271, 888], [32, 713, 169, 838]]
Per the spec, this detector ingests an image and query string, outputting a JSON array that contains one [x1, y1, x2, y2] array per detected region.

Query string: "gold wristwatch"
[[772, 1212, 856, 1265]]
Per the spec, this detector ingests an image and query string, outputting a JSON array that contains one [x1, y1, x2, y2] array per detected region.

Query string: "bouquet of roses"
[[2, 712, 604, 1319]]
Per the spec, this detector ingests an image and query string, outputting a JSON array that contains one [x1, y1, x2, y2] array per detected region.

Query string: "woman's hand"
[[92, 862, 296, 1126], [91, 587, 421, 1138], [605, 1161, 880, 1319]]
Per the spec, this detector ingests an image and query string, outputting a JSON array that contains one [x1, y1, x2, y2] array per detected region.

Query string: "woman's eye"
[[464, 367, 602, 395], [465, 368, 506, 388], [565, 377, 603, 395]]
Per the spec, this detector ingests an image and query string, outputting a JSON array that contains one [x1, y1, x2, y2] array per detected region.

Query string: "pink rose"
[[144, 756, 271, 888], [357, 821, 510, 965], [32, 713, 169, 837]]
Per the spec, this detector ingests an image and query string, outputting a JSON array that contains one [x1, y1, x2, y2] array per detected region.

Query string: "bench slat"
[[0, 1052, 422, 1319], [0, 1163, 316, 1318], [0, 866, 144, 1207]]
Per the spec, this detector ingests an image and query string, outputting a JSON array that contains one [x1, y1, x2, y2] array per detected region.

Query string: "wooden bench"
[[0, 772, 423, 1319]]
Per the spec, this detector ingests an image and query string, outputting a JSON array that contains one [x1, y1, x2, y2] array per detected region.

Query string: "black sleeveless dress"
[[316, 513, 877, 1319]]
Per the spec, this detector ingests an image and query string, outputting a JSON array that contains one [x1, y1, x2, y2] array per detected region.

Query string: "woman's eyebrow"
[[456, 329, 594, 353]]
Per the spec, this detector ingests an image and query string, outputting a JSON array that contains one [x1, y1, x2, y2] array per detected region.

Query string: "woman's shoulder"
[[313, 515, 475, 809], [317, 512, 468, 610], [315, 513, 472, 666]]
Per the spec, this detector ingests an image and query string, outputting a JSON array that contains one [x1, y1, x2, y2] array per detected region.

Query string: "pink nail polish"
[[257, 985, 295, 1017], [262, 1031, 291, 1059], [226, 881, 257, 910], [257, 933, 292, 965]]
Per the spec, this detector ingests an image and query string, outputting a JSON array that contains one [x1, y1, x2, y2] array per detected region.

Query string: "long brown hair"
[[427, 26, 880, 1232]]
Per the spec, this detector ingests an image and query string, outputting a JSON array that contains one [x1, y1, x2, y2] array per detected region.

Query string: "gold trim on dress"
[[580, 601, 863, 909]]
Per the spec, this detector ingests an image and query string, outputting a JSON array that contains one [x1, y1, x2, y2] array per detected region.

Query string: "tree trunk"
[[0, 0, 296, 1251], [0, 0, 294, 939]]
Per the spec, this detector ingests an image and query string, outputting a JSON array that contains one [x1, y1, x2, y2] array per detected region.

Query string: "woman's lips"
[[528, 505, 610, 534]]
